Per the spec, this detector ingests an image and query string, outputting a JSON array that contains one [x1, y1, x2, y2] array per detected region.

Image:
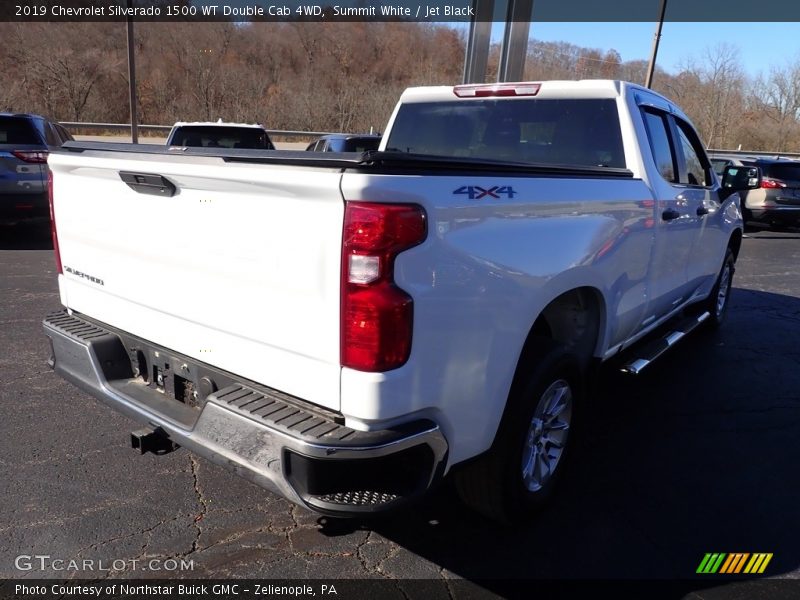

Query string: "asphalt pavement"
[[1, 223, 799, 598]]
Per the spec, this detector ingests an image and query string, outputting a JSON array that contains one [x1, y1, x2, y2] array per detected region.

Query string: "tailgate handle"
[[119, 172, 176, 197]]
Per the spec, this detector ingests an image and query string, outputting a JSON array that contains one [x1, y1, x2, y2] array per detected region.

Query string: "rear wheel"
[[704, 248, 735, 329], [454, 339, 582, 523]]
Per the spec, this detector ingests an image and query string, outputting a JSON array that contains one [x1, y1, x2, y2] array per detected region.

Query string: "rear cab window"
[[169, 126, 274, 150], [384, 98, 625, 169], [761, 163, 800, 184]]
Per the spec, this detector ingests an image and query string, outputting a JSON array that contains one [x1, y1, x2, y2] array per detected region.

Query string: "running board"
[[620, 312, 711, 374]]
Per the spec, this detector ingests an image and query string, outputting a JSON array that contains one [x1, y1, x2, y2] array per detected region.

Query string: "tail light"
[[761, 177, 786, 189], [48, 170, 62, 274], [12, 150, 49, 163], [341, 202, 426, 372]]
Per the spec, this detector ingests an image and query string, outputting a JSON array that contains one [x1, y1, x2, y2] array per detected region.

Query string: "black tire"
[[454, 339, 582, 523], [704, 248, 735, 329]]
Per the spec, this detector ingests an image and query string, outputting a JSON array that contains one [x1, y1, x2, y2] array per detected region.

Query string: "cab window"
[[641, 109, 677, 183], [674, 120, 711, 186]]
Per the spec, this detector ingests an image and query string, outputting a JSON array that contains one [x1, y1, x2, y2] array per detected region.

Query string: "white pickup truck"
[[44, 80, 758, 522]]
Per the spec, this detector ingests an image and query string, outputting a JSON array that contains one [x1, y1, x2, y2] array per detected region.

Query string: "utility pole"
[[462, 0, 494, 84], [497, 0, 533, 83], [126, 0, 139, 143], [645, 0, 667, 89], [463, 0, 534, 84]]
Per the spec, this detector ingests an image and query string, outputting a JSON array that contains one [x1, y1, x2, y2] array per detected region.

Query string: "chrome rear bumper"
[[44, 310, 448, 516]]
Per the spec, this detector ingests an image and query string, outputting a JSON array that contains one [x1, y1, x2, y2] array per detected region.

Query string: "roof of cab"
[[396, 79, 692, 130], [170, 120, 266, 129], [399, 80, 627, 103]]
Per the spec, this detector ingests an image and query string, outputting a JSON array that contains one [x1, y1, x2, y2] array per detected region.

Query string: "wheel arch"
[[521, 286, 606, 373], [729, 228, 743, 261]]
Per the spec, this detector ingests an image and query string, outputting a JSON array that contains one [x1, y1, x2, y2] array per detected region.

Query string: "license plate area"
[[132, 348, 205, 411], [117, 337, 246, 415]]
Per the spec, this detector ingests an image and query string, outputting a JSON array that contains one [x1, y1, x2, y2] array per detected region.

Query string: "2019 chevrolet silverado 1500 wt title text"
[[43, 80, 758, 522]]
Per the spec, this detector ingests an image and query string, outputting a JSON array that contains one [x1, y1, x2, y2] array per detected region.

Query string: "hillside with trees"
[[1, 21, 798, 152]]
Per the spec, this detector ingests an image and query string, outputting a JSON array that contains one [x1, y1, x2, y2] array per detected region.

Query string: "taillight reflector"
[[341, 202, 426, 372], [453, 82, 541, 98], [761, 177, 786, 189], [48, 170, 62, 274], [12, 150, 49, 163]]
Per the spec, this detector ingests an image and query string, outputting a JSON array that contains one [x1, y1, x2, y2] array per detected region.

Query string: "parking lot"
[[1, 224, 800, 596]]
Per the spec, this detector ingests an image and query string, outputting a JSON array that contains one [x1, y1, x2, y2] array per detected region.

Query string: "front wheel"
[[454, 339, 582, 523], [704, 248, 735, 329]]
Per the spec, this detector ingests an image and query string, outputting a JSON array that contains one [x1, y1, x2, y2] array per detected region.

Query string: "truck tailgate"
[[48, 149, 344, 411]]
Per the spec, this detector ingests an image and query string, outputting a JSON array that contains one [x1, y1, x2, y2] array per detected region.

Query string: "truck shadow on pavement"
[[0, 225, 53, 250], [743, 223, 800, 240], [318, 288, 800, 589]]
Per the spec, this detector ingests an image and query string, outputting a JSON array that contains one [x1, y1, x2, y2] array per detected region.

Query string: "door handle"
[[662, 208, 681, 221], [119, 172, 176, 197], [697, 206, 709, 216]]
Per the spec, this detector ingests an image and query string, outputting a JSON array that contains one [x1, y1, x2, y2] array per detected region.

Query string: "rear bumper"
[[0, 191, 49, 226], [749, 206, 800, 224], [43, 310, 448, 516]]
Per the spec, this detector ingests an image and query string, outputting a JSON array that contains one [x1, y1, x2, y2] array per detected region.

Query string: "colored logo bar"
[[696, 553, 773, 574]]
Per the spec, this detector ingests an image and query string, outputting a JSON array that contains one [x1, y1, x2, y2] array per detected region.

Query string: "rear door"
[[49, 149, 345, 411], [639, 107, 696, 321], [669, 117, 727, 295]]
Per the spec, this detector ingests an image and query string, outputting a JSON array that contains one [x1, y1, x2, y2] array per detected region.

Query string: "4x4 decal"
[[453, 185, 517, 200]]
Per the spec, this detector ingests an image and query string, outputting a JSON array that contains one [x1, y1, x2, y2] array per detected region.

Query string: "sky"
[[509, 22, 800, 78]]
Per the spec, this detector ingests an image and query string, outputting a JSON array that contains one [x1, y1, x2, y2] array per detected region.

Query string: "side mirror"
[[720, 165, 761, 200]]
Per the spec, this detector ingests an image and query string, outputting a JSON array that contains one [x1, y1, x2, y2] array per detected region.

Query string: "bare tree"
[[752, 55, 800, 152], [0, 20, 795, 154], [663, 44, 745, 148]]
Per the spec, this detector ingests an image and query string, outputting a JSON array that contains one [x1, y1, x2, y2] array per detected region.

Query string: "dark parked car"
[[305, 133, 381, 152], [0, 113, 72, 227]]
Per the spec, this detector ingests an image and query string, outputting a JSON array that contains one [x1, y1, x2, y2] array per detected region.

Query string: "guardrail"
[[58, 122, 336, 140], [708, 148, 800, 160]]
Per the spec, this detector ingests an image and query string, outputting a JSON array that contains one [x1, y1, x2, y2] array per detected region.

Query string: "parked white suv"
[[166, 120, 274, 150]]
